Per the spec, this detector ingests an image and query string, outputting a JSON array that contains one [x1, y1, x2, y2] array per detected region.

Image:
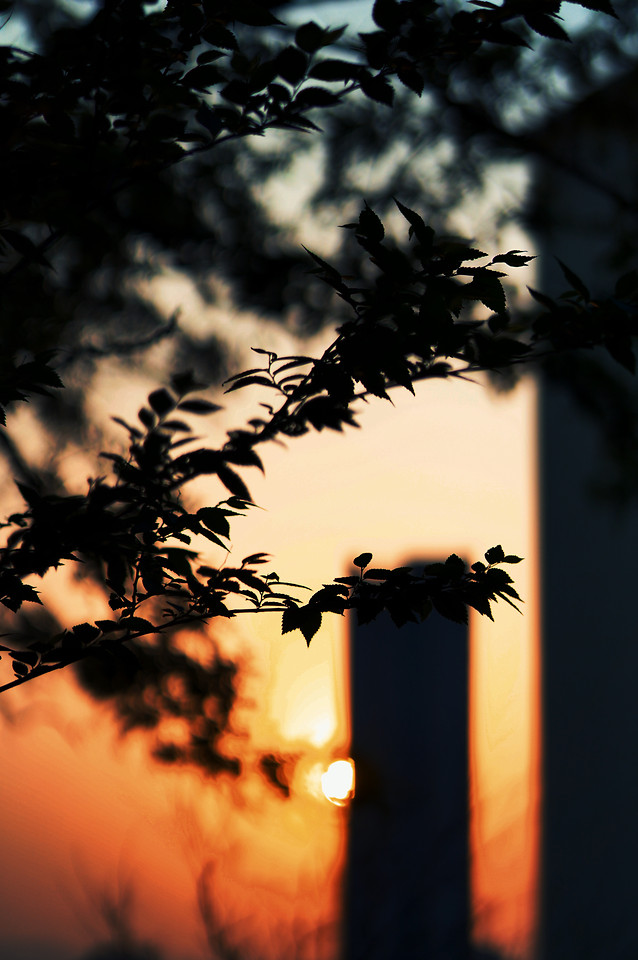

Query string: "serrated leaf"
[[396, 66, 424, 96], [444, 554, 466, 576], [359, 73, 394, 106], [464, 272, 506, 313], [485, 545, 505, 564], [491, 250, 535, 267], [299, 605, 322, 645], [364, 568, 392, 580], [524, 12, 570, 41], [295, 21, 329, 53], [71, 622, 101, 643], [197, 507, 231, 538], [565, 0, 616, 17], [394, 198, 434, 248], [358, 203, 385, 243], [431, 593, 468, 624]]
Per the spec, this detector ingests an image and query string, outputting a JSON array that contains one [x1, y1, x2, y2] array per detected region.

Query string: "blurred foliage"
[[0, 0, 638, 788]]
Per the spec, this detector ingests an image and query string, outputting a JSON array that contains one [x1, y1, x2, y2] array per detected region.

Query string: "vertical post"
[[345, 602, 469, 960], [531, 87, 638, 956], [539, 376, 638, 960]]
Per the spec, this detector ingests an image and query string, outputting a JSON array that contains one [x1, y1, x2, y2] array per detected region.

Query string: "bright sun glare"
[[321, 759, 355, 806]]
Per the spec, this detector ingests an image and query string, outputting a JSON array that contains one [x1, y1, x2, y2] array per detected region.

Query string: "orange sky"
[[0, 367, 539, 960]]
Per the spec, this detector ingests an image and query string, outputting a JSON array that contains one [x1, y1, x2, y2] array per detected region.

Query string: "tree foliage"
[[0, 0, 636, 778]]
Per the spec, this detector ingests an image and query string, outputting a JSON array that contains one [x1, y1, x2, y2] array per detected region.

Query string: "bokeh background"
[[1, 2, 638, 959]]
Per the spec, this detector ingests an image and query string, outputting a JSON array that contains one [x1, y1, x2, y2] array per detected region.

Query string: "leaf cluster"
[[2, 183, 638, 689], [0, 0, 634, 731], [0, 376, 303, 690], [280, 546, 523, 645]]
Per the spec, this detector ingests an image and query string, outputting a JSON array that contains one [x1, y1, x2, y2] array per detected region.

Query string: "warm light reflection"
[[321, 759, 355, 806]]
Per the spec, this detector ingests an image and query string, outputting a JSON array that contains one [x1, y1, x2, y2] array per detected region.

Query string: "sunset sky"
[[0, 2, 547, 956], [0, 363, 540, 960]]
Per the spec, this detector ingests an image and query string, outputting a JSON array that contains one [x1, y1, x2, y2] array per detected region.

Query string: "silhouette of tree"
[[0, 0, 636, 784]]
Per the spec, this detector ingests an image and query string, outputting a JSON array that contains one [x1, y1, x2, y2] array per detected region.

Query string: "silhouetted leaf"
[[524, 13, 570, 41], [275, 46, 308, 84], [118, 616, 159, 634], [395, 199, 434, 248], [224, 375, 277, 393], [281, 603, 322, 645], [231, 0, 283, 26], [485, 545, 505, 563], [358, 203, 385, 242], [10, 648, 39, 666], [309, 59, 360, 82], [138, 407, 156, 429], [464, 271, 506, 313], [72, 623, 101, 643], [197, 507, 231, 537], [372, 0, 402, 29], [177, 398, 223, 413], [195, 103, 224, 137], [444, 554, 466, 576], [364, 568, 392, 580], [223, 447, 264, 471], [556, 258, 590, 300], [242, 553, 270, 565], [431, 592, 468, 624], [491, 250, 535, 267], [148, 388, 175, 415], [295, 21, 333, 53], [359, 73, 394, 105], [217, 465, 251, 500], [568, 0, 616, 16], [294, 87, 341, 108]]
